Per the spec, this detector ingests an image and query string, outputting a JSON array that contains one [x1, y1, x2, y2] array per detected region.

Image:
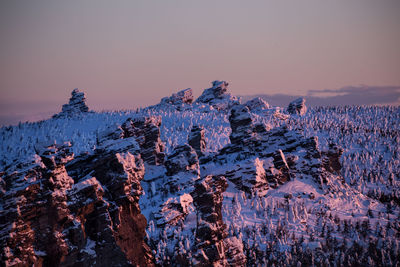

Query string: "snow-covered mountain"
[[1, 82, 399, 266]]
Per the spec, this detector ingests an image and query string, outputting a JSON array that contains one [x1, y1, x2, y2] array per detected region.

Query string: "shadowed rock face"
[[228, 104, 254, 145], [0, 126, 154, 266], [192, 175, 245, 267], [195, 81, 239, 111], [224, 158, 269, 197], [217, 103, 343, 192], [245, 97, 270, 112], [188, 126, 206, 157], [122, 117, 165, 165], [287, 97, 307, 115], [322, 143, 344, 176], [53, 89, 90, 118], [161, 88, 194, 105], [163, 144, 200, 195]]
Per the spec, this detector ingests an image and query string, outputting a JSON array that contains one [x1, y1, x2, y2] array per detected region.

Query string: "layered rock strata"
[[53, 89, 89, 118]]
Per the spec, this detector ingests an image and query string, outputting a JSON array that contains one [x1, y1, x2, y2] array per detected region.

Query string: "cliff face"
[[192, 175, 246, 266], [0, 123, 154, 266], [5, 83, 393, 267]]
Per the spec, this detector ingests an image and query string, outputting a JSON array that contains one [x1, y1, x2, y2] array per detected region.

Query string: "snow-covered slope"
[[1, 81, 399, 266]]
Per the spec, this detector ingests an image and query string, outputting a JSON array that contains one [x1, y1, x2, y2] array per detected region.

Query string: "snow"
[[1, 86, 399, 265]]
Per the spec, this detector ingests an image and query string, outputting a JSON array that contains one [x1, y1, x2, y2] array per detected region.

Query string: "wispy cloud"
[[242, 85, 400, 107]]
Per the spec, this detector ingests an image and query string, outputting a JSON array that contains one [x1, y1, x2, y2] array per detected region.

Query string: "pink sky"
[[0, 0, 399, 125]]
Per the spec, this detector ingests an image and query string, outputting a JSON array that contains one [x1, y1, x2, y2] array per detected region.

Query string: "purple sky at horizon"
[[1, 0, 399, 126]]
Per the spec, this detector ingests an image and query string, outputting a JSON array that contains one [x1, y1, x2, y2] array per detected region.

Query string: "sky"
[[1, 0, 399, 125]]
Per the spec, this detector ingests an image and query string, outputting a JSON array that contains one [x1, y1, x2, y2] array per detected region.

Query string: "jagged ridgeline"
[[0, 81, 399, 266]]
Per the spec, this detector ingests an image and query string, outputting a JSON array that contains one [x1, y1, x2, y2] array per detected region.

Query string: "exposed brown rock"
[[121, 117, 165, 165], [0, 126, 154, 267], [195, 81, 239, 111]]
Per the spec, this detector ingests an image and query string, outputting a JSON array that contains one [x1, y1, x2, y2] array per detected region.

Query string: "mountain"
[[0, 81, 399, 266]]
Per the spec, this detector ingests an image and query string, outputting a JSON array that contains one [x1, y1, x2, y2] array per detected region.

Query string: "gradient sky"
[[1, 0, 400, 125]]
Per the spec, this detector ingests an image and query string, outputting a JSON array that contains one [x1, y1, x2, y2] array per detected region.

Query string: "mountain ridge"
[[1, 81, 399, 266]]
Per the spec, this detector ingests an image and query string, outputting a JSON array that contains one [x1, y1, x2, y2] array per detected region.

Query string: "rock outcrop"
[[188, 126, 206, 157], [121, 117, 165, 165], [245, 97, 270, 112], [195, 81, 238, 110], [287, 97, 307, 115], [218, 103, 342, 190], [228, 104, 254, 146], [224, 158, 269, 197], [160, 88, 194, 106], [0, 125, 154, 266], [322, 143, 344, 176], [164, 144, 200, 193], [192, 175, 245, 266], [53, 89, 89, 118]]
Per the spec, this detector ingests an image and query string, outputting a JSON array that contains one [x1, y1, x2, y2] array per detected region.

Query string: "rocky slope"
[[1, 81, 399, 266]]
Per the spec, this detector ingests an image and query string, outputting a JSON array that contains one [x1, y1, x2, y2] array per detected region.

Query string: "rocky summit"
[[287, 97, 307, 116], [53, 89, 90, 118], [1, 80, 399, 266]]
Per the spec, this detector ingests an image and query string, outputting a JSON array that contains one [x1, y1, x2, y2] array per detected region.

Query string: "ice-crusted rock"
[[164, 144, 200, 194], [272, 149, 291, 181], [153, 144, 199, 229], [245, 97, 270, 112], [322, 143, 344, 176], [287, 97, 307, 115], [224, 158, 269, 197], [53, 88, 90, 118], [121, 117, 165, 165], [154, 193, 194, 226], [223, 237, 247, 266], [0, 125, 154, 266], [192, 175, 245, 266], [188, 125, 206, 157], [228, 104, 254, 145], [165, 144, 199, 177], [220, 107, 343, 189], [195, 80, 239, 110], [160, 88, 194, 106]]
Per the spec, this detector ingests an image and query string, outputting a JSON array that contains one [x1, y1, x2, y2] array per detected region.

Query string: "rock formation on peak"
[[195, 80, 239, 110], [160, 88, 194, 106], [53, 89, 90, 118], [2, 80, 397, 266], [245, 97, 270, 112], [217, 102, 344, 191], [287, 97, 307, 115]]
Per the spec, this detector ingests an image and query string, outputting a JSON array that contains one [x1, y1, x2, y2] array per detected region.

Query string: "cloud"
[[241, 85, 400, 107]]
